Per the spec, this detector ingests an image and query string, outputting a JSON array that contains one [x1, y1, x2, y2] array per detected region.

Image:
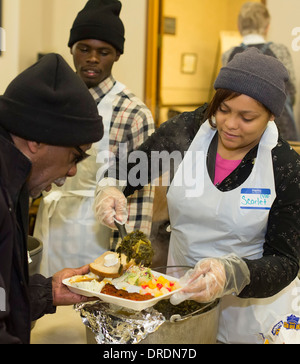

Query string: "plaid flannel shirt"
[[90, 75, 155, 248]]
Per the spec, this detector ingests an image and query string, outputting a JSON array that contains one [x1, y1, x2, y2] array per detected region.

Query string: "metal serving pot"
[[27, 236, 43, 276], [140, 299, 220, 344], [85, 299, 220, 344], [28, 236, 43, 329]]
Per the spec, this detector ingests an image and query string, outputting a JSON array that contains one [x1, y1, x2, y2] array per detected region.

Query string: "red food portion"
[[101, 284, 153, 301]]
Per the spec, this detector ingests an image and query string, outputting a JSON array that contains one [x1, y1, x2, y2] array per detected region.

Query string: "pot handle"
[[169, 302, 214, 323]]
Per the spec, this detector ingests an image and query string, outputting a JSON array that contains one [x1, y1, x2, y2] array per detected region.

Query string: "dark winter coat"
[[0, 126, 55, 344]]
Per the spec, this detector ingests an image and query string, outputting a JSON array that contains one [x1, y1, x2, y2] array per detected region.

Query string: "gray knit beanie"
[[214, 47, 289, 116]]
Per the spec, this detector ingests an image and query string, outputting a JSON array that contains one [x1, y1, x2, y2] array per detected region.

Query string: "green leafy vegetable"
[[116, 230, 154, 267]]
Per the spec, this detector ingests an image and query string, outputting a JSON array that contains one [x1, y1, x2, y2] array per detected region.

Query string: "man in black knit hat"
[[0, 53, 103, 344], [34, 0, 155, 276]]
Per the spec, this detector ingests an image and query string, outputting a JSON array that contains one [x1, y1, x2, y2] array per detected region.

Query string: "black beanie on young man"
[[68, 0, 125, 54], [0, 53, 103, 146]]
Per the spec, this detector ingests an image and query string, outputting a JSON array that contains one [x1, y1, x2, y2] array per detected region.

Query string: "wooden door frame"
[[145, 0, 163, 126], [145, 0, 266, 126]]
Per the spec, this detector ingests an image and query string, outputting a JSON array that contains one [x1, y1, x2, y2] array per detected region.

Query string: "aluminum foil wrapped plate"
[[75, 301, 166, 344]]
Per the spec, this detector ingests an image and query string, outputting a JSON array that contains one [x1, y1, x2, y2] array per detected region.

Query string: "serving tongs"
[[114, 219, 128, 241], [113, 220, 128, 275]]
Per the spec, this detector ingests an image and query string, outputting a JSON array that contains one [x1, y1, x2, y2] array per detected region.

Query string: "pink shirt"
[[214, 153, 242, 185]]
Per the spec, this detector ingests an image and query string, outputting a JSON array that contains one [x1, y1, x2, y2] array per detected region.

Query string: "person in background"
[[93, 48, 300, 344], [34, 0, 155, 276], [222, 1, 299, 141], [0, 53, 103, 344]]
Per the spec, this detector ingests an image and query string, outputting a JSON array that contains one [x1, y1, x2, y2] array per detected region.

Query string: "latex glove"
[[94, 185, 128, 229], [170, 254, 250, 305]]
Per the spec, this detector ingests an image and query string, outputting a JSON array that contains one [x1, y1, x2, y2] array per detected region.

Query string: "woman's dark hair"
[[205, 88, 273, 128], [206, 89, 241, 128]]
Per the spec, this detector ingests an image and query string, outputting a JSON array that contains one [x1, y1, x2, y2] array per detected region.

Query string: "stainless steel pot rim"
[[169, 300, 219, 323]]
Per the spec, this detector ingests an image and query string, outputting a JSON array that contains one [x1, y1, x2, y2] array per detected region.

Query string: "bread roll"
[[89, 251, 128, 278]]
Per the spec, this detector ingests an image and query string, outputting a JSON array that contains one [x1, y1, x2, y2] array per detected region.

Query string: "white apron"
[[34, 81, 126, 277], [167, 120, 300, 344]]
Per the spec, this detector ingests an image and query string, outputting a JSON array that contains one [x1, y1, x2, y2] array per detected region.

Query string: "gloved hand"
[[94, 185, 128, 230], [170, 254, 250, 305]]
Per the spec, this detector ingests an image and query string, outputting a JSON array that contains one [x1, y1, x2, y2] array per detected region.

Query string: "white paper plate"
[[63, 270, 182, 311]]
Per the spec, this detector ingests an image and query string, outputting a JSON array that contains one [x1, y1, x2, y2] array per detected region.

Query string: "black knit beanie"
[[68, 0, 125, 54], [0, 53, 103, 146], [214, 47, 289, 117]]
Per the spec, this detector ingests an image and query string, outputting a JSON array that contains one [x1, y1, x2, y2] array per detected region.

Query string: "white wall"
[[267, 0, 300, 132], [113, 0, 147, 100], [0, 0, 20, 93], [0, 0, 148, 100]]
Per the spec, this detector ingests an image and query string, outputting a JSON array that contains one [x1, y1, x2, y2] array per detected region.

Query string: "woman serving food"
[[93, 48, 300, 344]]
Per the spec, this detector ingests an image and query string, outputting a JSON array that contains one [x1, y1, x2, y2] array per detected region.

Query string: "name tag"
[[240, 188, 272, 210]]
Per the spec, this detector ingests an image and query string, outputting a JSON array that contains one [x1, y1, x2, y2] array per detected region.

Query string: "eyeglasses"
[[74, 146, 90, 164]]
